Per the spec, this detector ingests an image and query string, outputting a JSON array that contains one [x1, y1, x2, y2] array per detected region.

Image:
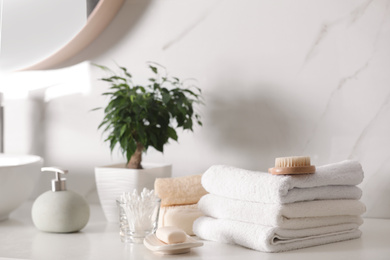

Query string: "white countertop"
[[1, 202, 389, 260]]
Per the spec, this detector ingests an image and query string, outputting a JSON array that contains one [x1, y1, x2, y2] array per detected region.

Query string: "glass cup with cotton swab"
[[116, 188, 161, 243]]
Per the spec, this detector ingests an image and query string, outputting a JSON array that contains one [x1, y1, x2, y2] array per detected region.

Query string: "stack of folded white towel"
[[193, 160, 366, 252]]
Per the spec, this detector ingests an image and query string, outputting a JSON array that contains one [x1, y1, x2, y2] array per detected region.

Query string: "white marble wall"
[[4, 0, 390, 218]]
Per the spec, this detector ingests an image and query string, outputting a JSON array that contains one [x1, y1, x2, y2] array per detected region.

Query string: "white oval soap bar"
[[156, 226, 187, 244]]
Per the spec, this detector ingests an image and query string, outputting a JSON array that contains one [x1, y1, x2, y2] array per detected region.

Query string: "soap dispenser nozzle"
[[42, 167, 68, 192]]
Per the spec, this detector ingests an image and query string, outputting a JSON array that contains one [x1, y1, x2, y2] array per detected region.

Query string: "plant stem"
[[127, 142, 144, 169]]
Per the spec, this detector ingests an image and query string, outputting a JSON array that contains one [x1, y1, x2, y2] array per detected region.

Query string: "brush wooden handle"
[[268, 165, 316, 175]]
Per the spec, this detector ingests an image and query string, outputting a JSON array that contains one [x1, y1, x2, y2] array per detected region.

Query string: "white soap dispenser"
[[32, 167, 90, 233]]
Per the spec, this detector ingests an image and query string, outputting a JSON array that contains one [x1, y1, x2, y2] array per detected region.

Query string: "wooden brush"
[[268, 156, 315, 175]]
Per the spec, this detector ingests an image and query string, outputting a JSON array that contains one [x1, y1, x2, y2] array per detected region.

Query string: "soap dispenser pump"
[[32, 167, 90, 233]]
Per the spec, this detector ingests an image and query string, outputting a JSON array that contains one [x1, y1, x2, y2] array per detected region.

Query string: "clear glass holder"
[[117, 198, 161, 244]]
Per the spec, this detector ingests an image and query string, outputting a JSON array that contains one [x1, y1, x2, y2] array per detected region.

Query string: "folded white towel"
[[202, 160, 364, 203], [193, 216, 362, 252], [198, 194, 365, 229]]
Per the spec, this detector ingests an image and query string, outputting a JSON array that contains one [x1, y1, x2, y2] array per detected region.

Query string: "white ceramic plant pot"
[[94, 163, 172, 222]]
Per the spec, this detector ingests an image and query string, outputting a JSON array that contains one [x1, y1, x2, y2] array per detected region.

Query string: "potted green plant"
[[93, 63, 203, 222]]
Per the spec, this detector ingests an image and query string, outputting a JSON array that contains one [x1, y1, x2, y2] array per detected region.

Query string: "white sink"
[[0, 154, 43, 221]]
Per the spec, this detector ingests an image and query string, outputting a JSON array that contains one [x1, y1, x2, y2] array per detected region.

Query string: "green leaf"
[[138, 127, 146, 142], [126, 139, 137, 162], [98, 119, 108, 129], [150, 134, 157, 147], [110, 138, 118, 152], [93, 63, 109, 70], [92, 63, 116, 74], [162, 92, 171, 104], [120, 125, 126, 137], [167, 127, 178, 141], [124, 117, 132, 124], [110, 76, 127, 82], [183, 120, 193, 130], [119, 66, 132, 78], [104, 135, 113, 142], [183, 89, 198, 97], [102, 92, 115, 96], [101, 78, 113, 82], [149, 65, 158, 74]]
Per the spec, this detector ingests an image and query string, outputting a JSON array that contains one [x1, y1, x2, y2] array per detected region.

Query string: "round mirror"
[[0, 0, 124, 72]]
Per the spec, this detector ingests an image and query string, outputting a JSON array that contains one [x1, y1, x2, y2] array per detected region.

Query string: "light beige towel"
[[154, 174, 208, 207], [158, 204, 204, 235]]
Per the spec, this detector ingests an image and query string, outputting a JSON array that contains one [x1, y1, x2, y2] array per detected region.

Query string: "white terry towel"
[[198, 194, 365, 229], [202, 160, 364, 203], [193, 216, 362, 253]]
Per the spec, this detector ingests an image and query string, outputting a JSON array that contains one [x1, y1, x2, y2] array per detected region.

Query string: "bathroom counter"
[[1, 202, 389, 260]]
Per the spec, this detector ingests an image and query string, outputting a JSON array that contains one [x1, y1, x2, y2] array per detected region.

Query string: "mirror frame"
[[19, 0, 124, 71]]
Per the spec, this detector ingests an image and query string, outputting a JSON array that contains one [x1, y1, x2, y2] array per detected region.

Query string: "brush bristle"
[[275, 156, 311, 167]]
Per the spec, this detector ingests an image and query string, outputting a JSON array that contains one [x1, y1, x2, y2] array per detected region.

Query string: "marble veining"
[[162, 0, 221, 51], [348, 0, 375, 25], [303, 22, 335, 67], [349, 91, 390, 159], [347, 1, 390, 161], [303, 61, 370, 152], [303, 0, 389, 153], [302, 0, 375, 67]]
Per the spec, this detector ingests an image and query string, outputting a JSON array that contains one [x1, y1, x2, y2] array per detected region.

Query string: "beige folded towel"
[[158, 204, 204, 235], [154, 174, 208, 207]]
